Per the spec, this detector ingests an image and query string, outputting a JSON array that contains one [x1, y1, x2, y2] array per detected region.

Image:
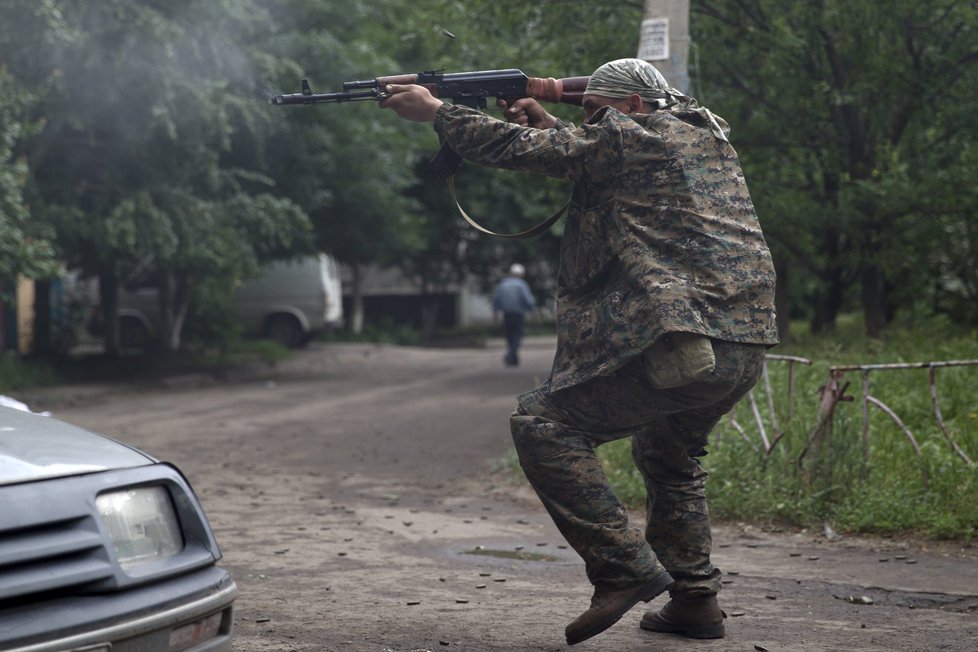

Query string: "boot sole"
[[640, 612, 726, 639], [566, 571, 674, 646]]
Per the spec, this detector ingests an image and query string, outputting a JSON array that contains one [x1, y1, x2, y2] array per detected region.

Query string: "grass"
[[0, 338, 294, 392], [0, 353, 58, 392], [321, 319, 421, 346], [206, 338, 293, 365], [588, 314, 978, 542]]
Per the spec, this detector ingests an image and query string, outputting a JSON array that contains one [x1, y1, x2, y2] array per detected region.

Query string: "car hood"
[[0, 405, 154, 486]]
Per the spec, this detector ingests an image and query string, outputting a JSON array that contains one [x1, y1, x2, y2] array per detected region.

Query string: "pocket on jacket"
[[643, 332, 716, 389]]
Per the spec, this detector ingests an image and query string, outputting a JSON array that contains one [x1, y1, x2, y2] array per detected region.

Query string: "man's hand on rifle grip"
[[496, 97, 558, 130]]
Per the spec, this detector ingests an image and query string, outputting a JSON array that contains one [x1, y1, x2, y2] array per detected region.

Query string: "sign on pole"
[[637, 18, 670, 62]]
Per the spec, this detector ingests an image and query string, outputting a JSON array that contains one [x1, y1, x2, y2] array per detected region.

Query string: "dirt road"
[[21, 338, 978, 651]]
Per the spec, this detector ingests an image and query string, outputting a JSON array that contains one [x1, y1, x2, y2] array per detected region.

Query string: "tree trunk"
[[810, 226, 844, 333], [811, 268, 844, 334], [158, 270, 189, 352], [98, 264, 120, 356], [350, 262, 364, 335], [861, 261, 887, 339], [420, 300, 439, 339]]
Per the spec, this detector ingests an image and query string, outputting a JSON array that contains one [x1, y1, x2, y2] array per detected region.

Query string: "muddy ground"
[[20, 337, 978, 652]]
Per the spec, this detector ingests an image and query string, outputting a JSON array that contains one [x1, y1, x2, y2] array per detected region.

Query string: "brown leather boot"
[[640, 594, 726, 639], [565, 571, 674, 645]]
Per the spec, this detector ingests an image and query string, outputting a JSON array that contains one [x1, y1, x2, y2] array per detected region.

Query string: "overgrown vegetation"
[[0, 338, 292, 392], [324, 318, 421, 347], [0, 354, 57, 392], [592, 315, 978, 541]]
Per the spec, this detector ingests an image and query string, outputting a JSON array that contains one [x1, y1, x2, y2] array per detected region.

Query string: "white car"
[[0, 404, 236, 651]]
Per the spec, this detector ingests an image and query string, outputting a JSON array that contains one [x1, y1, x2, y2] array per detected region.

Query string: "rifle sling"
[[446, 176, 568, 240]]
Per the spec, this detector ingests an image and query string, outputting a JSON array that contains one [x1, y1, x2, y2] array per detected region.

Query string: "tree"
[[0, 67, 57, 284], [3, 0, 314, 353], [691, 0, 978, 336], [345, 0, 603, 323], [260, 0, 432, 334], [247, 0, 618, 334], [9, 0, 973, 351], [397, 0, 978, 338], [0, 9, 62, 354]]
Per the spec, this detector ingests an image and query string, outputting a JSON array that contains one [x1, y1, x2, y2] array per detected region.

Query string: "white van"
[[116, 254, 343, 349], [232, 254, 343, 347]]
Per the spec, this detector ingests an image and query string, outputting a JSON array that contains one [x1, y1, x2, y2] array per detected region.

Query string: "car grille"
[[1, 464, 222, 608], [0, 515, 115, 603]]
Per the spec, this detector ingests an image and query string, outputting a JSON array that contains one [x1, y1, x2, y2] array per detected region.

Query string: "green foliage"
[[594, 316, 978, 541], [177, 275, 243, 352], [0, 353, 57, 391], [326, 317, 420, 346], [210, 337, 293, 366], [0, 0, 318, 351], [595, 438, 648, 508], [691, 0, 978, 334], [0, 66, 57, 282], [493, 447, 524, 480], [261, 0, 429, 267], [381, 0, 978, 334]]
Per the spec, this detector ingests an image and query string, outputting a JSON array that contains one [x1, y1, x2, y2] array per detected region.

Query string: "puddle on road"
[[463, 547, 558, 562]]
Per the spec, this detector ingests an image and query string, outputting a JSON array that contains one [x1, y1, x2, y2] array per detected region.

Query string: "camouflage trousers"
[[511, 339, 766, 595]]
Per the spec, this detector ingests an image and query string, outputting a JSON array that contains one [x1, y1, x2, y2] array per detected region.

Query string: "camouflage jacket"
[[434, 104, 779, 392]]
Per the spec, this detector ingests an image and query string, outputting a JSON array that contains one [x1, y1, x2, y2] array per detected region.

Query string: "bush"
[[0, 353, 57, 391], [325, 318, 420, 346]]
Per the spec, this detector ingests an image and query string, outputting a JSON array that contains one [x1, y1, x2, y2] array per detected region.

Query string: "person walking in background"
[[492, 263, 536, 367]]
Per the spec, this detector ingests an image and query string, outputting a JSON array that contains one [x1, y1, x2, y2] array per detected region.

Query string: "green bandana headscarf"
[[584, 58, 729, 142]]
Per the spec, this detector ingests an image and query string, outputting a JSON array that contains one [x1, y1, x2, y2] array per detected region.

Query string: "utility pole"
[[637, 0, 690, 94]]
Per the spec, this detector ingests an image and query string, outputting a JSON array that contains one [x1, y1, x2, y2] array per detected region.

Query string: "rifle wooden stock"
[[525, 76, 589, 106]]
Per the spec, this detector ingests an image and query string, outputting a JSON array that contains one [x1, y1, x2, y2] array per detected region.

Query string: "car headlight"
[[96, 486, 184, 570]]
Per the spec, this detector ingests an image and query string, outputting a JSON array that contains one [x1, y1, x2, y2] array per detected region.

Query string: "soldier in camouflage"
[[381, 58, 779, 646]]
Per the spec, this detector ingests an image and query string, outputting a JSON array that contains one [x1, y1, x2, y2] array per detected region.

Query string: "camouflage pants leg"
[[511, 340, 765, 593]]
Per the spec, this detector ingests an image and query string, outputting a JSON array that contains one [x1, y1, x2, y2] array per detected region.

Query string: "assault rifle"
[[273, 68, 589, 178], [272, 68, 588, 109], [274, 68, 590, 237]]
